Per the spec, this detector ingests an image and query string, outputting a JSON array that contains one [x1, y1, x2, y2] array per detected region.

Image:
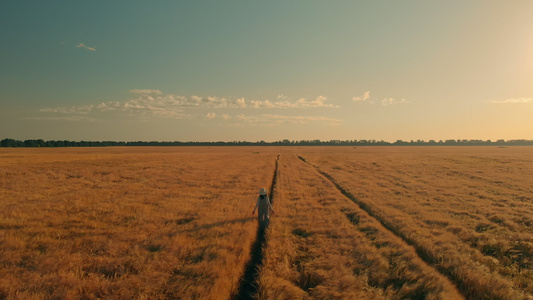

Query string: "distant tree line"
[[1, 138, 532, 147]]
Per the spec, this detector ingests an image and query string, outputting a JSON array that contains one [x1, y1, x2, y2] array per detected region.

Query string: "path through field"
[[233, 155, 279, 299], [267, 146, 532, 299], [0, 147, 276, 299], [299, 154, 465, 296], [1, 146, 532, 299], [257, 153, 463, 299]]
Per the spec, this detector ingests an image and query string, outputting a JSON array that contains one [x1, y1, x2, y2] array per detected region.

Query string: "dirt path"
[[233, 155, 280, 299]]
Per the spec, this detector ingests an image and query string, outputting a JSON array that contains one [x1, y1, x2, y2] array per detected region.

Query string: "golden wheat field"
[[1, 146, 532, 299]]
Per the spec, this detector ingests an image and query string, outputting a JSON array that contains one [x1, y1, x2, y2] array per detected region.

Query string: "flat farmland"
[[0, 147, 277, 299], [295, 146, 533, 299], [1, 146, 532, 299]]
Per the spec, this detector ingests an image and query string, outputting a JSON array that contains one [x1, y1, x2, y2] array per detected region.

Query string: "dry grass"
[[1, 146, 531, 299], [257, 153, 462, 299], [298, 146, 533, 299], [0, 147, 277, 299]]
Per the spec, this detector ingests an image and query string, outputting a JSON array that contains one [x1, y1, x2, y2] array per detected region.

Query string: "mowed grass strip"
[[301, 146, 533, 299], [0, 147, 277, 299], [257, 154, 462, 299]]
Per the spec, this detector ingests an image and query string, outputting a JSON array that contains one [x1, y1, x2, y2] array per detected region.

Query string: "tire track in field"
[[233, 155, 279, 300], [297, 155, 467, 299]]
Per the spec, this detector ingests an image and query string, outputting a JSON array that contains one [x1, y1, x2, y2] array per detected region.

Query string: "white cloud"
[[129, 89, 163, 95], [96, 102, 116, 112], [311, 95, 327, 106], [277, 94, 288, 100], [185, 95, 242, 108], [75, 43, 96, 51], [41, 95, 185, 118], [250, 96, 338, 109], [266, 114, 341, 125], [232, 114, 342, 126], [353, 91, 370, 102], [236, 98, 246, 108], [381, 98, 406, 106], [251, 99, 274, 108], [492, 97, 533, 104], [39, 91, 340, 123], [41, 93, 337, 114], [353, 92, 407, 106], [39, 105, 95, 114]]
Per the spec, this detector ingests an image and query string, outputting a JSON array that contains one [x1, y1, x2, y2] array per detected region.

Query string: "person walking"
[[252, 188, 275, 228]]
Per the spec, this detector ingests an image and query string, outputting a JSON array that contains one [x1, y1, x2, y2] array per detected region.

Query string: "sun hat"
[[259, 188, 267, 195]]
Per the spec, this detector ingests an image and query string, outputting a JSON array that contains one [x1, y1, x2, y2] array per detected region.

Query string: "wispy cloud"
[[26, 116, 99, 122], [352, 91, 407, 106], [492, 97, 533, 104], [236, 98, 246, 108], [40, 105, 95, 114], [266, 114, 341, 125], [40, 92, 337, 117], [353, 91, 370, 102], [234, 114, 342, 126], [38, 91, 342, 124], [380, 98, 406, 106], [129, 89, 163, 95], [40, 96, 184, 118], [75, 43, 96, 51], [250, 96, 338, 108]]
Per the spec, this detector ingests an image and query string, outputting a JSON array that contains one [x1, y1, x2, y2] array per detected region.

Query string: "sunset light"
[[1, 1, 532, 142]]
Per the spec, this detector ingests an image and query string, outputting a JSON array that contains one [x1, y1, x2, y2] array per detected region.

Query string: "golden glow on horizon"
[[0, 2, 532, 141]]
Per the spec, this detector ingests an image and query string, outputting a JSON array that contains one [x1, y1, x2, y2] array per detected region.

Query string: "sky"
[[1, 1, 532, 142]]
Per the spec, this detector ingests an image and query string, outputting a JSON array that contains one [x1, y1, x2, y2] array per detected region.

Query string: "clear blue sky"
[[1, 1, 532, 142]]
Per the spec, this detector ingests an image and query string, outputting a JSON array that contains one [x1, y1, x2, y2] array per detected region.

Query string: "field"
[[0, 146, 532, 299]]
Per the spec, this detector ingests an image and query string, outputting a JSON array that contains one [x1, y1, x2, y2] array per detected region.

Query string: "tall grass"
[[257, 154, 462, 299], [300, 146, 533, 298], [0, 147, 277, 299], [2, 146, 529, 299]]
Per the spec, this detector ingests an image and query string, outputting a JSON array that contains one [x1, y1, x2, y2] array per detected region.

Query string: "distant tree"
[[23, 139, 45, 147], [1, 138, 23, 147], [2, 138, 533, 147], [393, 140, 407, 146], [444, 139, 457, 145]]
